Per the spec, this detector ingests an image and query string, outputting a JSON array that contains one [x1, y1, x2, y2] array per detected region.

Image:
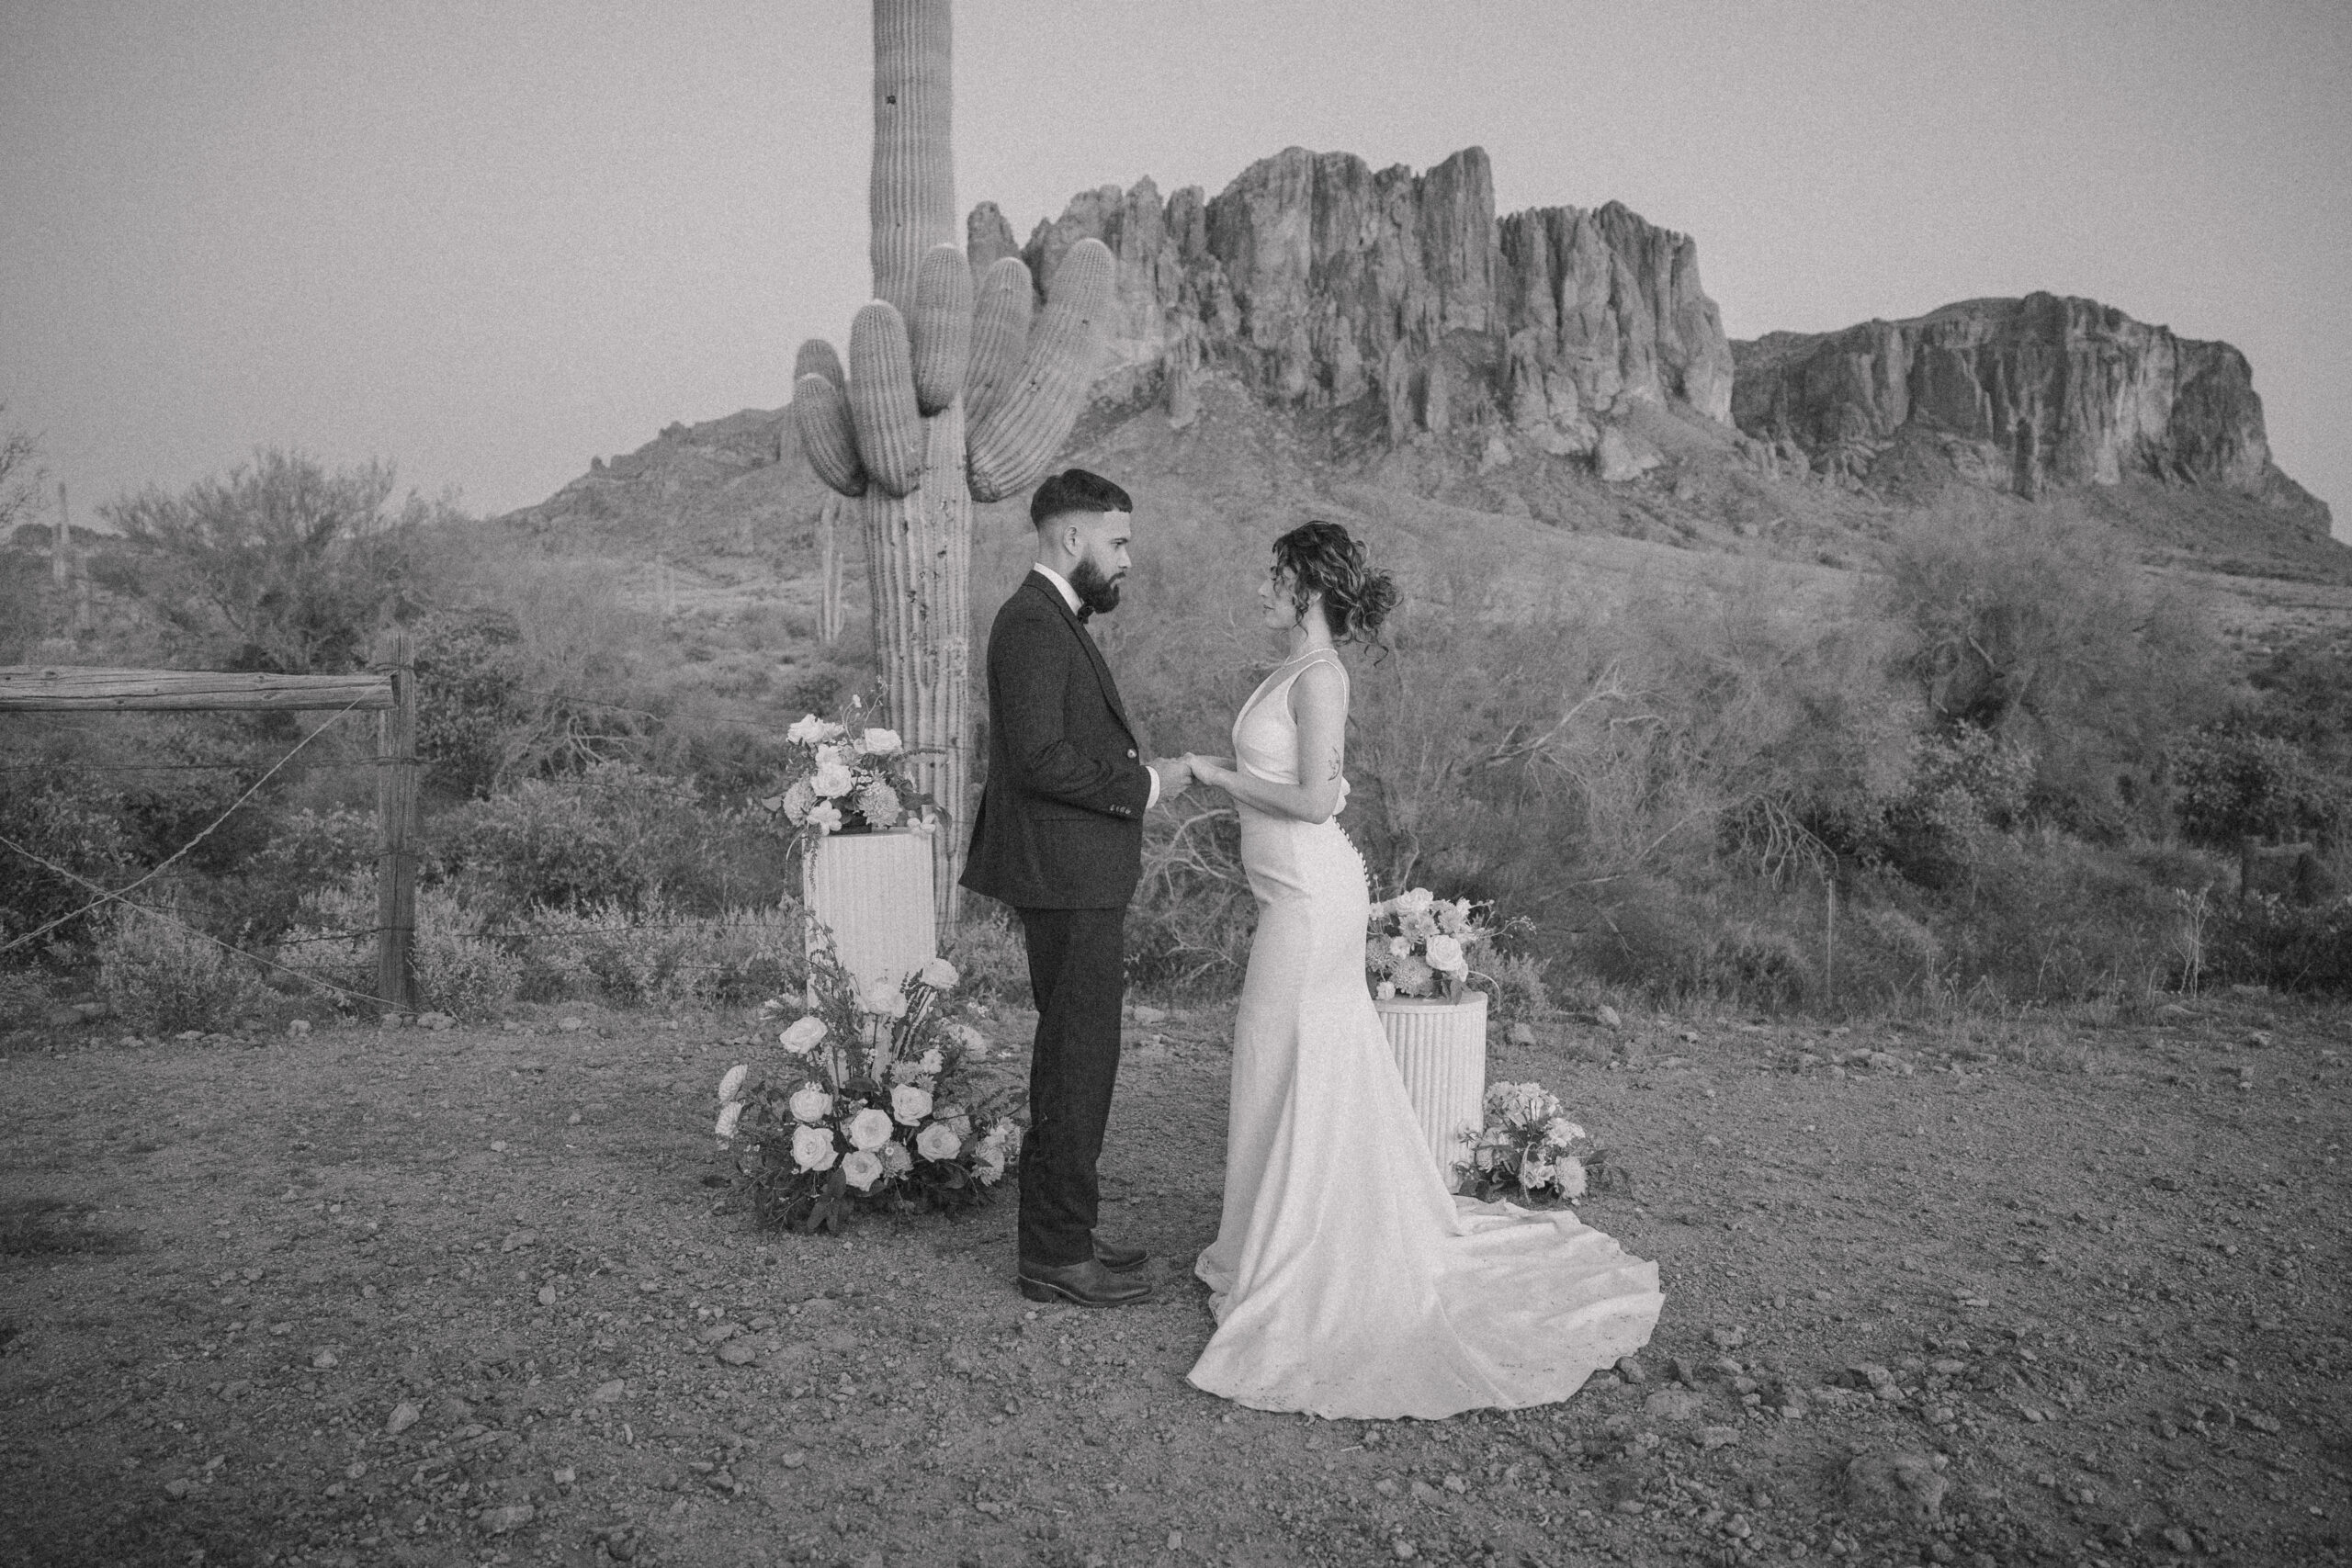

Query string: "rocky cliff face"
[[1731, 294, 2328, 529], [967, 146, 1734, 455]]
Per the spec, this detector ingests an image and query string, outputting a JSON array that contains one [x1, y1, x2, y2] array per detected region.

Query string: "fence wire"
[[0, 694, 371, 955]]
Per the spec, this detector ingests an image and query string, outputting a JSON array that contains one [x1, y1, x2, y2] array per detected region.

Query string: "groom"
[[962, 468, 1189, 1309]]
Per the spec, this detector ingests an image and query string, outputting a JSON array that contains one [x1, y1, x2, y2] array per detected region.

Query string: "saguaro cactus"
[[792, 0, 1114, 929]]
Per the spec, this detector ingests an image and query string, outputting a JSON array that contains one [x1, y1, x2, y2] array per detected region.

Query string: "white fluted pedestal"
[[1374, 991, 1488, 1190], [800, 827, 935, 998]]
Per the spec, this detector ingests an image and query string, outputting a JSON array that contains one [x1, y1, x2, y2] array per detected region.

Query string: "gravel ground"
[[2, 992, 2346, 1568]]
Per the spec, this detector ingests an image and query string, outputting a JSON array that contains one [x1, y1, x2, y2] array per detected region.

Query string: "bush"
[[943, 907, 1030, 1003], [0, 771, 137, 946], [432, 761, 790, 918], [97, 909, 262, 1033], [0, 965, 53, 1032], [503, 899, 802, 1009], [2209, 895, 2352, 995], [1883, 495, 2222, 840], [2171, 728, 2352, 850]]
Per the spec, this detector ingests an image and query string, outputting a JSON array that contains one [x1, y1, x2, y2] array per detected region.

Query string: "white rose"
[[846, 1107, 895, 1151], [879, 1141, 913, 1177], [811, 760, 855, 798], [1556, 1156, 1588, 1200], [919, 956, 959, 990], [787, 1086, 833, 1123], [860, 727, 902, 756], [1424, 933, 1466, 973], [1397, 887, 1435, 913], [787, 715, 831, 745], [791, 1124, 837, 1172], [717, 1065, 747, 1102], [918, 1047, 944, 1075], [915, 1122, 961, 1161], [779, 1016, 828, 1055], [714, 1101, 743, 1139], [807, 801, 843, 834], [861, 981, 909, 1019], [840, 1148, 885, 1191], [891, 1084, 933, 1125]]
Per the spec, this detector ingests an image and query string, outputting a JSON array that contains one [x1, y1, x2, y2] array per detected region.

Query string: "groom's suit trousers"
[[1013, 904, 1126, 1266]]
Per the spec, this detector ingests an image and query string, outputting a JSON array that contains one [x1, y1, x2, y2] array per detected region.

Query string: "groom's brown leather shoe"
[[1017, 1257, 1154, 1308], [1092, 1238, 1148, 1273]]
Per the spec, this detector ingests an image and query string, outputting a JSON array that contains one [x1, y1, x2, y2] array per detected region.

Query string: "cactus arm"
[[795, 338, 848, 391], [963, 255, 1034, 430], [793, 372, 868, 497], [967, 238, 1115, 502], [869, 0, 956, 311], [909, 243, 974, 416], [846, 301, 927, 498]]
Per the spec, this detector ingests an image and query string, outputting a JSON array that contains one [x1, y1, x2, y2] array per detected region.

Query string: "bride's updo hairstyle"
[[1271, 522, 1397, 644]]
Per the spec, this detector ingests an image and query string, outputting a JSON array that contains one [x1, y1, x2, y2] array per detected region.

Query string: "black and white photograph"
[[2, 3, 2346, 1564]]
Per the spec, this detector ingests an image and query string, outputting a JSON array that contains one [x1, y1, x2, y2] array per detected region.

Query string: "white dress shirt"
[[1031, 565, 1159, 809]]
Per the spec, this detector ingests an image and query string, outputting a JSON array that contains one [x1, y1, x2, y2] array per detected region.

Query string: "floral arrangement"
[[1458, 1081, 1594, 1204], [1365, 887, 1510, 1000], [759, 702, 933, 841], [715, 937, 1019, 1235]]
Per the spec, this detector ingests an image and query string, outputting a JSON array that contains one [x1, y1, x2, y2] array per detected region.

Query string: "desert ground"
[[3, 993, 2346, 1568]]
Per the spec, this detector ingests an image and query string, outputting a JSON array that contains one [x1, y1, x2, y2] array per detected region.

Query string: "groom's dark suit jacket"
[[961, 571, 1154, 910]]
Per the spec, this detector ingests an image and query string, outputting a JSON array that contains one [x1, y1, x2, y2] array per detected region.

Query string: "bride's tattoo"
[[1325, 745, 1344, 781]]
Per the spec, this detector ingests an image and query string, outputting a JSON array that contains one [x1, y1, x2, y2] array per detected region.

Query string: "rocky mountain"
[[1731, 294, 2330, 534], [967, 145, 1733, 458]]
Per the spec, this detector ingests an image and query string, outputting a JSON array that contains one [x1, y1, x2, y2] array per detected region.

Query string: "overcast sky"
[[3, 0, 2346, 536]]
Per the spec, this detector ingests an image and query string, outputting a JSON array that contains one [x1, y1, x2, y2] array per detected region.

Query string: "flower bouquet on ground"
[[715, 936, 1019, 1235], [1458, 1081, 1622, 1205], [757, 700, 933, 843], [1365, 887, 1517, 1000]]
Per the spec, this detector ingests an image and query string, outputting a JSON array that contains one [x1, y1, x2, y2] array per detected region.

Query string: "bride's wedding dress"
[[1187, 652, 1664, 1419]]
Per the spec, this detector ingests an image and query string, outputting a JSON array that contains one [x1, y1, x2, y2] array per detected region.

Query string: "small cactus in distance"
[[789, 0, 1114, 930]]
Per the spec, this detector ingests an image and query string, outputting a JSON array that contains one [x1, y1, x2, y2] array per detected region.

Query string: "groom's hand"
[[1148, 755, 1193, 797]]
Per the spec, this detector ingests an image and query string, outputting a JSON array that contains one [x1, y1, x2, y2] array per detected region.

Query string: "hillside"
[[484, 142, 2348, 745]]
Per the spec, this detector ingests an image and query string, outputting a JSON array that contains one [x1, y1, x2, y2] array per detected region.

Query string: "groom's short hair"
[[1031, 468, 1132, 531]]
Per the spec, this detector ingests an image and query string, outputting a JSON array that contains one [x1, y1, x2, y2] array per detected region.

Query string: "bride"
[[1178, 522, 1664, 1420]]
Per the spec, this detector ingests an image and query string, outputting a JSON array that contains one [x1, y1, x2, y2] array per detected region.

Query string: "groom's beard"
[[1070, 558, 1124, 616]]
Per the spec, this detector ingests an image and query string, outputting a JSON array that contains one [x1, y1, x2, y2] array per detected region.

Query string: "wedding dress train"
[[1187, 653, 1664, 1419]]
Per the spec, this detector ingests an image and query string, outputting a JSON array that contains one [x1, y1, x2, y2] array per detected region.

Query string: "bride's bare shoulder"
[[1289, 656, 1349, 715]]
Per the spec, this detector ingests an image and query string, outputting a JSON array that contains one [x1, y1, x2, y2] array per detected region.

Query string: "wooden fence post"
[[376, 632, 420, 1014]]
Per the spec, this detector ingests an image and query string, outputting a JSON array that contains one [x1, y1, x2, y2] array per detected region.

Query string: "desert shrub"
[[277, 875, 524, 1016], [99, 450, 441, 675], [416, 932, 521, 1017], [502, 899, 801, 1009], [1481, 950, 1553, 1020], [413, 607, 534, 799], [0, 767, 138, 945], [0, 966, 53, 1031], [2171, 727, 2352, 850], [96, 909, 262, 1033], [432, 761, 789, 918], [1883, 495, 2223, 840], [275, 874, 377, 1001], [2209, 895, 2352, 994], [1129, 808, 1256, 993], [943, 908, 1030, 1003]]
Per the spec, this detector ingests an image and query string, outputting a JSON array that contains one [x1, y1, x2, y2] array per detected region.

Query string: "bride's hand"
[[1184, 753, 1236, 789]]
